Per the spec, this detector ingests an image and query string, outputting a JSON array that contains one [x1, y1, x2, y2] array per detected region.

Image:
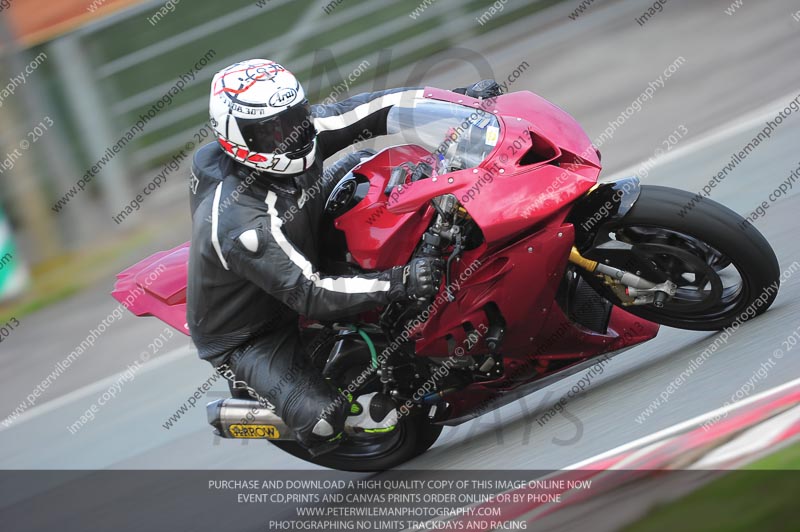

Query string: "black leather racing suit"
[[187, 87, 422, 447]]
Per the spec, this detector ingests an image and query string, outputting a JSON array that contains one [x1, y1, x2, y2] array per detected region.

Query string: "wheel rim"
[[607, 225, 749, 321], [325, 424, 407, 462]]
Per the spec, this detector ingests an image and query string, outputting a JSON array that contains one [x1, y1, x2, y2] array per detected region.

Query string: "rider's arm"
[[312, 87, 422, 160], [222, 210, 403, 321], [316, 150, 369, 201]]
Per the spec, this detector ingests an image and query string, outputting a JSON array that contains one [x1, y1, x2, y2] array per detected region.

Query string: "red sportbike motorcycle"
[[113, 88, 779, 470]]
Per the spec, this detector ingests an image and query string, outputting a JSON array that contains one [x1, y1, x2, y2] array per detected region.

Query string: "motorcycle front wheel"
[[584, 185, 780, 330]]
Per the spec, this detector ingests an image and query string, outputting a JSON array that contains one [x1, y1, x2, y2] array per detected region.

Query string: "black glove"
[[387, 257, 445, 302], [452, 79, 504, 99]]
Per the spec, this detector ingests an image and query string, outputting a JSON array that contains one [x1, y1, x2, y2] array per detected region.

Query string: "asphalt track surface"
[[1, 0, 800, 526]]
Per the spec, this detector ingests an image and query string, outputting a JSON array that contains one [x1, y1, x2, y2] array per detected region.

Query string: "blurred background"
[[2, 0, 797, 322], [0, 0, 556, 315], [0, 0, 799, 529], [1, 0, 799, 458]]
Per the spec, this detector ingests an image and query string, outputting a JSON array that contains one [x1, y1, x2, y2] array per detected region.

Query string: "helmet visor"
[[237, 100, 314, 156]]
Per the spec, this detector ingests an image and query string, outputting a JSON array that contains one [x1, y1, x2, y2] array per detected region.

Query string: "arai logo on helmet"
[[269, 87, 298, 107]]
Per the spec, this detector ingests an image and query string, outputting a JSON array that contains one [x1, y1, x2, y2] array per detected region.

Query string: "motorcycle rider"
[[187, 59, 501, 455]]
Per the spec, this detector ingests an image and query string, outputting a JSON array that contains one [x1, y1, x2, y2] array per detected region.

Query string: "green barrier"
[[0, 206, 29, 302]]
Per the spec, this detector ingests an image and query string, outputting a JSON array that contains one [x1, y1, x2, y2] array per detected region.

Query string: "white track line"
[[692, 405, 800, 468], [604, 89, 800, 181], [407, 380, 800, 532], [563, 375, 800, 471], [0, 345, 195, 432]]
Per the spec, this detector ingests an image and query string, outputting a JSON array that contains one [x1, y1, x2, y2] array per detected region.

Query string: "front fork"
[[569, 247, 677, 307], [568, 177, 676, 307]]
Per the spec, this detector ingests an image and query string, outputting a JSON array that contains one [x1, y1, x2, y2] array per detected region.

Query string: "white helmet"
[[209, 59, 316, 174]]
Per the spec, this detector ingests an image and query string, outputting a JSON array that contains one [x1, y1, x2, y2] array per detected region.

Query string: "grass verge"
[[623, 440, 800, 532], [0, 227, 154, 324]]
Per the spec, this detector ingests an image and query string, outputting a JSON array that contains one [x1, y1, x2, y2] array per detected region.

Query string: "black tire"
[[591, 185, 779, 330], [269, 413, 442, 472]]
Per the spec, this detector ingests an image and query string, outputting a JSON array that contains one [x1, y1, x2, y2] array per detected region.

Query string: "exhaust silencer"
[[207, 398, 295, 440]]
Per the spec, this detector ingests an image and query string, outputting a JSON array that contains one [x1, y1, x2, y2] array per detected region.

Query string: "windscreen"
[[386, 99, 501, 172]]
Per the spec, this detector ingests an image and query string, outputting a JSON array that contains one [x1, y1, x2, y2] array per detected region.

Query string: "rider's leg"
[[216, 325, 350, 453], [214, 325, 399, 449]]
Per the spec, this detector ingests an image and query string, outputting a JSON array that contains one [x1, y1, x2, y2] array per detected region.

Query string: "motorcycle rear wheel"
[[270, 412, 442, 472], [270, 332, 442, 471]]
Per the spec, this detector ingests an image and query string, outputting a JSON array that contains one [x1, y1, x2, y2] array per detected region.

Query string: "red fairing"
[[382, 88, 601, 245], [328, 88, 654, 420], [334, 145, 437, 270], [111, 242, 190, 335]]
